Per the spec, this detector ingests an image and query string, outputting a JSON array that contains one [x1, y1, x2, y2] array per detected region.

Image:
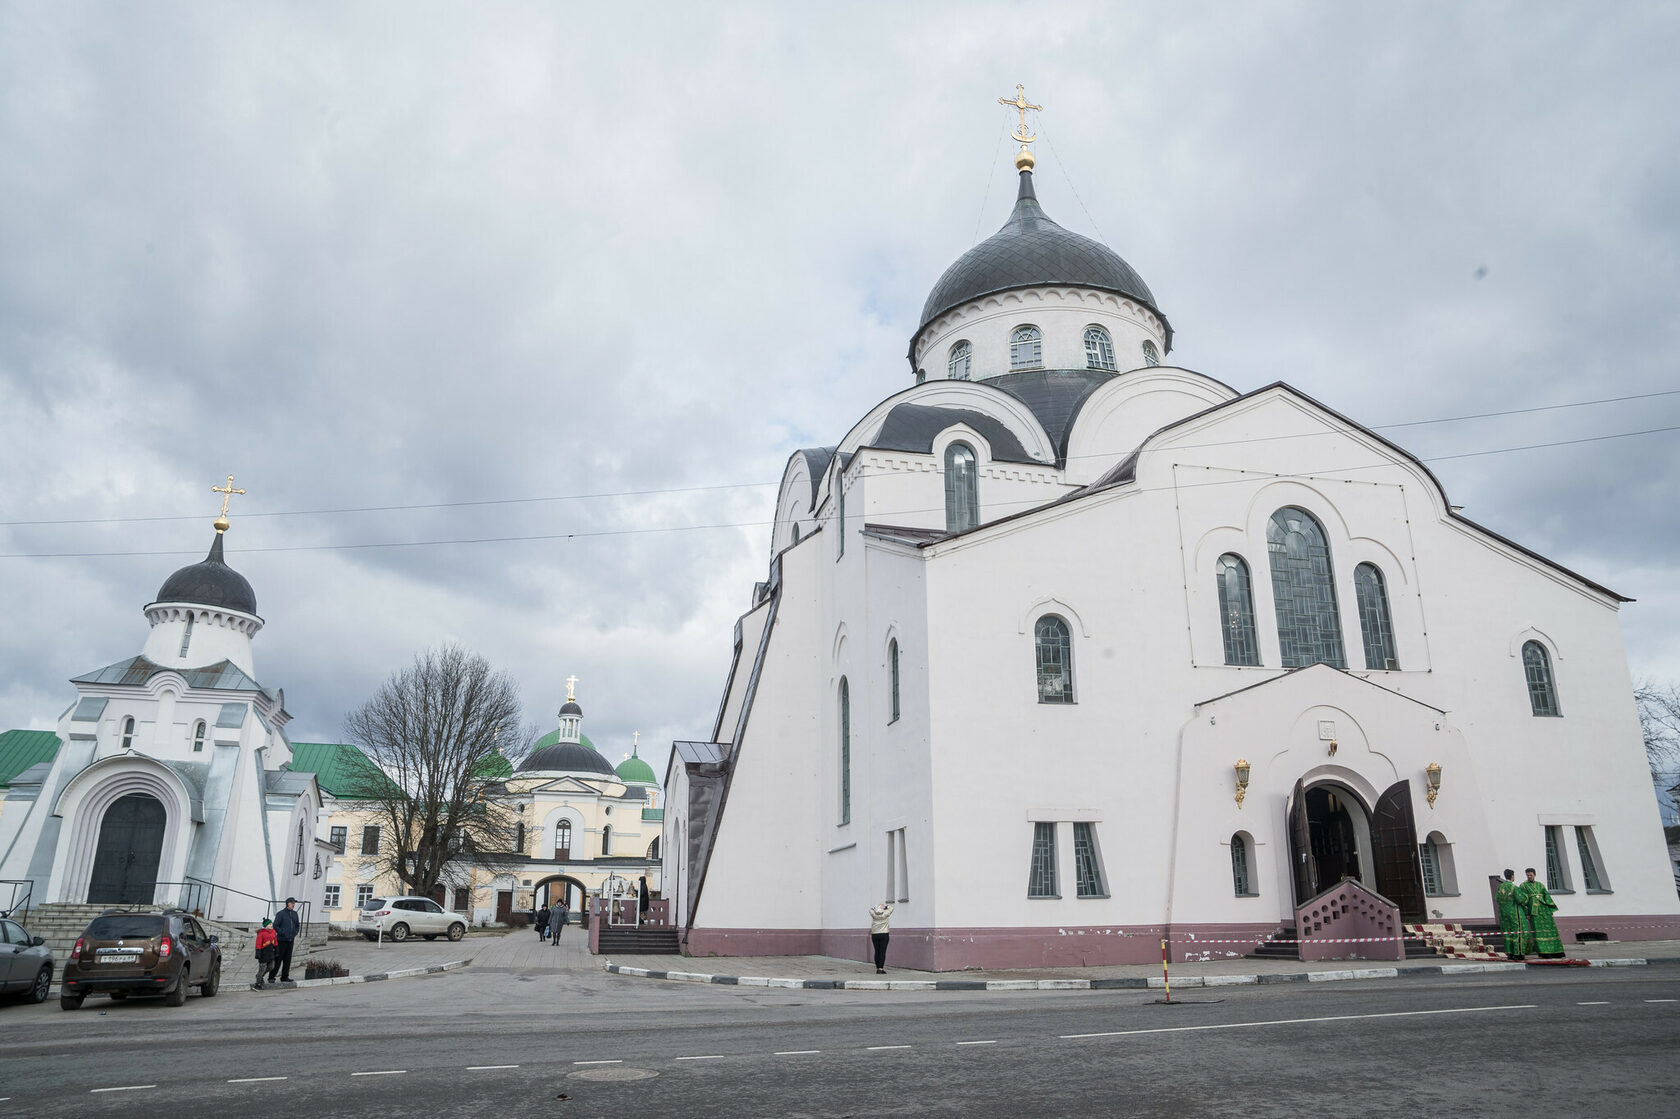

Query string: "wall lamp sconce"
[[1234, 758, 1251, 809], [1425, 762, 1442, 809]]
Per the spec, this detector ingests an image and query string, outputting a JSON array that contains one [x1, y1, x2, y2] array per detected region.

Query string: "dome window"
[[1142, 340, 1161, 367], [1083, 326, 1117, 371], [1010, 326, 1042, 371], [947, 341, 972, 381]]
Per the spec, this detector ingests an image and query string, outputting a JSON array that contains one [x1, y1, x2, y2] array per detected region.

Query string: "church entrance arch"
[[87, 793, 167, 904], [533, 874, 588, 911], [1288, 778, 1426, 921]]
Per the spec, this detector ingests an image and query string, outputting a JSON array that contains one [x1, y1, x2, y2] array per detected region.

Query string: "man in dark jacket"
[[271, 897, 302, 983]]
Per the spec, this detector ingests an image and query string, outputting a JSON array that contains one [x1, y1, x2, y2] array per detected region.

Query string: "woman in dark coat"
[[638, 876, 650, 917], [534, 902, 550, 940]]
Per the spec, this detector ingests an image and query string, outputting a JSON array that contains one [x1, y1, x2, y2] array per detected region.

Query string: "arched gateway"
[[87, 792, 167, 904], [1287, 778, 1426, 921]]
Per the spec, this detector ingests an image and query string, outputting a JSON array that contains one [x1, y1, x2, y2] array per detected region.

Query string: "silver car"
[[1, 915, 54, 1004], [356, 897, 466, 943]]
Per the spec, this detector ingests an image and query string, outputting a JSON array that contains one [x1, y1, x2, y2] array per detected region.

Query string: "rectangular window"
[[323, 884, 341, 910], [329, 826, 347, 853], [885, 828, 909, 903], [453, 887, 471, 913], [1073, 822, 1106, 898], [355, 884, 375, 909], [1543, 825, 1571, 892], [1574, 826, 1608, 892], [361, 825, 381, 856], [1418, 842, 1442, 895], [1028, 822, 1059, 898]]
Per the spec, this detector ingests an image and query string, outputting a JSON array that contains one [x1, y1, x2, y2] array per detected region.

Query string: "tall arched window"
[[790, 523, 801, 545], [555, 820, 572, 859], [178, 613, 195, 658], [1009, 325, 1042, 371], [947, 340, 972, 380], [944, 441, 979, 533], [601, 824, 612, 856], [1231, 833, 1254, 896], [888, 639, 900, 724], [515, 821, 526, 853], [647, 837, 660, 860], [1034, 615, 1074, 703], [1267, 506, 1346, 668], [121, 716, 135, 750], [1354, 563, 1399, 669], [1083, 325, 1116, 371], [294, 821, 307, 875], [1522, 640, 1560, 716], [835, 475, 845, 559], [1216, 553, 1261, 666], [1142, 340, 1161, 366], [192, 720, 206, 752], [839, 677, 851, 824]]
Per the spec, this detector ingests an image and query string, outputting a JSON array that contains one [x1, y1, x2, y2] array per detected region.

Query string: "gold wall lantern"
[[1425, 762, 1442, 808], [1234, 759, 1251, 809]]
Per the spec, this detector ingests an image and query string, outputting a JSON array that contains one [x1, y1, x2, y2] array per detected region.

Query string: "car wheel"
[[390, 922, 410, 943], [201, 960, 220, 998], [447, 923, 465, 942], [165, 965, 189, 1007], [60, 992, 84, 1011], [28, 967, 52, 1004]]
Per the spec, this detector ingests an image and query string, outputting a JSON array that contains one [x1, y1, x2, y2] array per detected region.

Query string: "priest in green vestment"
[[1494, 869, 1531, 959], [1514, 867, 1565, 958]]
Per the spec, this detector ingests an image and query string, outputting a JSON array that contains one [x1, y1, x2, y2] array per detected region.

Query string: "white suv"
[[357, 897, 467, 943]]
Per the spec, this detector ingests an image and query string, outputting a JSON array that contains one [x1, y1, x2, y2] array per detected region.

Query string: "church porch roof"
[[0, 729, 61, 787]]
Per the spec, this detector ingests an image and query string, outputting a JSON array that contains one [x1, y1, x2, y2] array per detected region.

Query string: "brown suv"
[[60, 909, 223, 1009]]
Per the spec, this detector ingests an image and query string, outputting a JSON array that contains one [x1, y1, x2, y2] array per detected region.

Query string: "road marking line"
[[957, 1040, 997, 1045], [675, 1055, 725, 1061], [228, 1077, 289, 1083], [350, 1070, 407, 1076], [574, 1060, 622, 1065], [1577, 1001, 1611, 1006], [467, 1065, 519, 1070], [867, 1045, 912, 1050], [775, 1050, 820, 1055], [1645, 998, 1677, 1003], [1060, 1004, 1537, 1040], [91, 1085, 157, 1093]]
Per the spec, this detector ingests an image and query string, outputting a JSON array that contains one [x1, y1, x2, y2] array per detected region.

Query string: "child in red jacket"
[[252, 920, 279, 990]]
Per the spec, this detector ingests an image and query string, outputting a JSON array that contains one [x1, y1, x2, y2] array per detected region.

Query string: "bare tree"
[[1635, 679, 1680, 823], [344, 645, 535, 899]]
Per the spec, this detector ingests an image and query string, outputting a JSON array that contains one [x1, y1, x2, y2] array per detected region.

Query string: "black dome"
[[559, 701, 583, 716], [154, 533, 257, 615], [517, 741, 615, 777], [915, 171, 1169, 353]]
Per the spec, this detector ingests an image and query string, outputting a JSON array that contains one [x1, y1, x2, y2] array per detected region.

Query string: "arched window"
[[178, 613, 194, 658], [1083, 326, 1116, 371], [601, 824, 612, 856], [555, 820, 572, 859], [515, 821, 526, 854], [648, 836, 660, 860], [1142, 340, 1161, 366], [1354, 563, 1399, 669], [1231, 833, 1254, 896], [839, 677, 851, 824], [192, 720, 206, 753], [888, 639, 900, 724], [790, 523, 801, 545], [944, 441, 979, 533], [1009, 325, 1042, 371], [1216, 553, 1261, 666], [1034, 615, 1074, 703], [294, 821, 307, 875], [835, 476, 845, 559], [947, 340, 972, 380], [1522, 641, 1560, 716], [915, 368, 926, 384], [121, 716, 135, 750], [1267, 507, 1346, 668]]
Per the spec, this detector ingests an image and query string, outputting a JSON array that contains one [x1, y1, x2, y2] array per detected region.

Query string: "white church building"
[[664, 124, 1680, 968], [0, 508, 330, 925]]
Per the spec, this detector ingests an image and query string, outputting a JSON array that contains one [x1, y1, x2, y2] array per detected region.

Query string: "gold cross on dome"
[[565, 675, 579, 701], [210, 474, 246, 532], [998, 83, 1041, 145], [632, 731, 640, 752]]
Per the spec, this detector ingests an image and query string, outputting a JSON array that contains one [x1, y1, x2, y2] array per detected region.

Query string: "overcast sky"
[[2, 2, 1676, 805]]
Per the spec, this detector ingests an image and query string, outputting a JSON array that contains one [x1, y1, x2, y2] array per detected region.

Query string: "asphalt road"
[[2, 965, 1675, 1116]]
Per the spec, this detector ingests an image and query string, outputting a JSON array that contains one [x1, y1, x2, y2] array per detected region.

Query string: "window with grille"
[[1010, 325, 1042, 371], [1544, 825, 1570, 891], [1354, 563, 1399, 669], [1073, 822, 1106, 897], [1217, 553, 1261, 666], [1575, 826, 1607, 891], [1083, 326, 1116, 371], [361, 825, 381, 855], [1267, 506, 1346, 668], [555, 820, 572, 859], [1419, 840, 1442, 895], [355, 884, 374, 909], [1523, 641, 1560, 716], [1231, 834, 1253, 896], [944, 442, 979, 533], [1142, 340, 1161, 366], [888, 639, 900, 724], [839, 677, 851, 824], [323, 884, 341, 909], [330, 826, 346, 852], [1028, 822, 1058, 897], [1034, 615, 1074, 703], [947, 340, 972, 380]]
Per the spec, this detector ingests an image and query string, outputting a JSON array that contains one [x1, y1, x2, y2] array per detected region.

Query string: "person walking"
[[534, 902, 551, 941], [868, 901, 894, 974], [638, 876, 650, 921], [1494, 869, 1531, 959], [550, 895, 568, 943], [251, 919, 278, 990], [270, 897, 301, 984]]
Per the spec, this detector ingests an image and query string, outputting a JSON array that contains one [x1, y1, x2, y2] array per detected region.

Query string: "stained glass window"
[[1217, 553, 1261, 666], [1083, 326, 1116, 371], [1073, 822, 1106, 897], [1028, 822, 1058, 897], [1523, 641, 1560, 716], [947, 340, 972, 380], [944, 442, 979, 533], [1354, 563, 1399, 670], [1035, 615, 1074, 703], [1010, 325, 1042, 371], [1267, 506, 1346, 668]]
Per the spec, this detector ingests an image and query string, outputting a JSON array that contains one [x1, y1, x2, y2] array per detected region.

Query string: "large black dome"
[[915, 171, 1168, 352], [517, 740, 616, 777], [153, 533, 257, 615]]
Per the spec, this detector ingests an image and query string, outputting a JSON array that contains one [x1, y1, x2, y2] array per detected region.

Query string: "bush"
[[303, 959, 350, 980]]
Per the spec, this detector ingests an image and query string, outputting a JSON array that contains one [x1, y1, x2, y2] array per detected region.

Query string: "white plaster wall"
[[1062, 369, 1238, 486], [140, 606, 260, 677], [913, 287, 1167, 382]]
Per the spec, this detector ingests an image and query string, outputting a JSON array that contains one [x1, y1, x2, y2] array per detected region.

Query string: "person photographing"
[[868, 901, 894, 974]]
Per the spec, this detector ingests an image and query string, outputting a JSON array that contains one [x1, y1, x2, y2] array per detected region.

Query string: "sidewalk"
[[604, 938, 1680, 992], [233, 930, 506, 990]]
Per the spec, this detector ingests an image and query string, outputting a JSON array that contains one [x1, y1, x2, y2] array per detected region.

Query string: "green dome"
[[474, 751, 514, 781], [530, 729, 597, 752], [615, 750, 657, 785]]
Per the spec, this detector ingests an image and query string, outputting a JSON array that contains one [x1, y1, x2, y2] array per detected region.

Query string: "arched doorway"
[[87, 793, 166, 904], [1288, 778, 1426, 921], [533, 874, 588, 911]]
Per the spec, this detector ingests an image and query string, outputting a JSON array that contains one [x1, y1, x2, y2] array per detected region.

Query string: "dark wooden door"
[[87, 793, 166, 904], [1371, 781, 1427, 921], [495, 890, 513, 924], [1288, 778, 1313, 906]]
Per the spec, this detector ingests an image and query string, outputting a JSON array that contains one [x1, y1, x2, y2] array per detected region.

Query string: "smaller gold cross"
[[998, 83, 1041, 145], [211, 474, 246, 533], [565, 675, 579, 701]]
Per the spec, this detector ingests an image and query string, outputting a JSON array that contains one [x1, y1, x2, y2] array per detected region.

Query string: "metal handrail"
[[151, 878, 313, 931], [0, 879, 35, 922]]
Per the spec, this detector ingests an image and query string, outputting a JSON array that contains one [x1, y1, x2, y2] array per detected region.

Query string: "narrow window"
[[839, 677, 851, 825], [916, 368, 927, 384], [790, 523, 800, 545], [943, 441, 979, 533], [1543, 825, 1570, 891], [361, 825, 381, 855], [515, 821, 526, 854], [885, 828, 909, 902], [555, 820, 572, 859], [835, 476, 845, 559], [888, 639, 900, 724], [947, 339, 972, 380], [1009, 325, 1042, 371], [323, 884, 341, 909], [1523, 641, 1560, 716], [601, 824, 612, 856], [294, 821, 307, 875], [1419, 839, 1442, 895], [1073, 822, 1106, 897], [1216, 553, 1261, 666], [1354, 563, 1399, 669], [1083, 325, 1116, 371], [1231, 834, 1253, 896], [1027, 822, 1059, 897], [120, 716, 135, 750], [1267, 506, 1346, 668], [192, 719, 207, 752], [1034, 615, 1074, 703], [1575, 826, 1607, 891], [647, 836, 660, 860], [178, 613, 195, 658], [1142, 340, 1161, 366]]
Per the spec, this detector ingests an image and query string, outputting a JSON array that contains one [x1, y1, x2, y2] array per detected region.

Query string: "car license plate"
[[102, 954, 139, 964]]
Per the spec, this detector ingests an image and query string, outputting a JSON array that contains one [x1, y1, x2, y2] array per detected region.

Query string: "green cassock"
[[1494, 879, 1532, 957], [1514, 879, 1565, 957]]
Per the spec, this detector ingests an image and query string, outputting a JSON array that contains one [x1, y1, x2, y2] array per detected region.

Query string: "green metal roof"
[[474, 751, 514, 780], [287, 742, 402, 799], [641, 807, 664, 822], [615, 749, 658, 785], [0, 729, 61, 787]]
